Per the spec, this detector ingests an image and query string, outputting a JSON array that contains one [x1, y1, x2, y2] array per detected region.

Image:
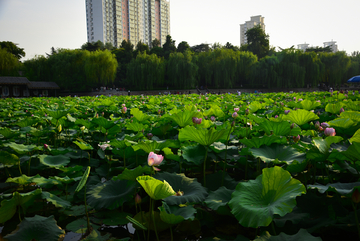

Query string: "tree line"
[[1, 27, 359, 91]]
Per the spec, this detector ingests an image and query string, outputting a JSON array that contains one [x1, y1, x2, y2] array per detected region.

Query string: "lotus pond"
[[1, 91, 360, 241]]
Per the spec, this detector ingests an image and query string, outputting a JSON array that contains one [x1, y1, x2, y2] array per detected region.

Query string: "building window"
[[42, 90, 49, 97], [2, 86, 9, 97], [23, 88, 30, 97], [13, 86, 20, 97]]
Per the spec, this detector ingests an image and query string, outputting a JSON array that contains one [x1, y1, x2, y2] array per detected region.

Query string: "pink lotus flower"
[[234, 107, 240, 112], [44, 144, 49, 149], [274, 115, 278, 118], [148, 152, 164, 167], [232, 112, 238, 118], [324, 127, 336, 136], [98, 142, 111, 151], [210, 116, 216, 121], [121, 106, 127, 114], [284, 110, 290, 115], [192, 117, 202, 125], [293, 135, 300, 143], [339, 107, 344, 114]]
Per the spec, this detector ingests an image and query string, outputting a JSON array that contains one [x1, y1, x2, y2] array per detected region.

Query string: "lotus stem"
[[150, 199, 160, 241], [170, 226, 174, 241], [271, 221, 277, 236], [352, 202, 360, 239], [28, 157, 31, 176], [18, 159, 22, 175], [222, 125, 233, 186], [203, 146, 208, 187], [84, 185, 91, 231]]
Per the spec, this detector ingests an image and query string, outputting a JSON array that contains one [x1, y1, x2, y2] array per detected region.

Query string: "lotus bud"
[[290, 123, 295, 129], [147, 133, 153, 140], [121, 106, 127, 114], [57, 124, 62, 133], [210, 116, 216, 121], [324, 127, 336, 136], [44, 144, 49, 150], [245, 108, 249, 115], [298, 99, 303, 101], [234, 107, 240, 112], [231, 121, 235, 127], [352, 189, 360, 203], [135, 193, 142, 204], [281, 102, 284, 106], [232, 112, 238, 118], [293, 97, 296, 101], [284, 110, 290, 115], [293, 135, 300, 143], [274, 115, 278, 119], [195, 118, 202, 124], [102, 112, 104, 116], [339, 107, 344, 114], [314, 121, 320, 129], [321, 122, 330, 128], [318, 126, 324, 132], [80, 126, 85, 131], [122, 103, 126, 107]]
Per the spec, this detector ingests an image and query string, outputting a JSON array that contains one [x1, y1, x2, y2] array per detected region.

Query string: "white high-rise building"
[[240, 15, 265, 46], [297, 43, 309, 52], [323, 40, 338, 53], [86, 0, 170, 48]]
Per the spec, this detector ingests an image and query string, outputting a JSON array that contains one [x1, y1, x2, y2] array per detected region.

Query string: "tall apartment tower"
[[323, 40, 338, 53], [85, 0, 170, 48], [240, 15, 265, 46]]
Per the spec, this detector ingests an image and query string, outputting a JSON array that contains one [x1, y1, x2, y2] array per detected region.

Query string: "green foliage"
[[0, 47, 20, 76]]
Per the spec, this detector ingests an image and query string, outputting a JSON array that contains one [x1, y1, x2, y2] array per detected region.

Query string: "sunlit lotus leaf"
[[203, 105, 225, 118], [4, 215, 65, 241], [6, 174, 41, 185], [159, 202, 196, 225], [182, 144, 206, 165], [154, 172, 208, 205], [3, 142, 37, 154], [91, 116, 115, 130], [87, 179, 136, 210], [75, 166, 91, 192], [52, 175, 81, 184], [325, 102, 345, 114], [258, 121, 292, 136], [229, 166, 306, 228], [39, 154, 71, 168], [282, 109, 319, 126], [253, 229, 321, 241], [240, 136, 287, 148], [132, 139, 180, 153], [179, 125, 230, 146], [163, 147, 180, 162], [340, 111, 360, 123], [299, 99, 321, 111], [350, 128, 360, 144], [0, 189, 42, 223], [250, 144, 306, 164], [308, 182, 360, 196], [41, 191, 71, 208], [73, 139, 94, 151], [312, 136, 343, 154], [0, 150, 19, 168], [126, 121, 148, 132], [345, 101, 360, 111], [136, 175, 175, 200], [165, 109, 200, 127], [130, 108, 151, 122], [248, 101, 263, 113], [205, 186, 233, 211], [328, 118, 356, 129]]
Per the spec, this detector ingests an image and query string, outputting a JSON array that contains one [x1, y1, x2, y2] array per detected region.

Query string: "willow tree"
[[299, 51, 324, 88], [167, 50, 198, 89], [235, 51, 258, 87], [0, 47, 20, 76], [126, 52, 165, 90], [194, 51, 213, 88], [276, 49, 305, 88], [319, 52, 351, 87], [84, 50, 118, 87], [210, 49, 238, 88]]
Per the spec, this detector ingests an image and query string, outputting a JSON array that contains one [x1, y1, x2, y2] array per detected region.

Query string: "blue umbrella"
[[347, 75, 360, 83]]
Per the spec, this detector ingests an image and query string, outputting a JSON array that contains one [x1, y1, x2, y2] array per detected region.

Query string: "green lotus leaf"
[[73, 139, 94, 151], [112, 165, 152, 181], [130, 108, 151, 122], [39, 154, 71, 168], [300, 99, 321, 111], [229, 166, 306, 228], [308, 182, 360, 196], [203, 105, 225, 118], [349, 128, 360, 144], [345, 101, 360, 111], [0, 150, 19, 167], [109, 139, 128, 148], [132, 139, 180, 153], [45, 109, 71, 120], [3, 142, 37, 155], [111, 146, 137, 160], [0, 127, 19, 139], [154, 172, 208, 205], [52, 176, 80, 184], [328, 118, 356, 129], [91, 116, 115, 130], [127, 215, 147, 230], [136, 175, 176, 200], [248, 101, 263, 113], [258, 120, 293, 136], [240, 136, 287, 149], [126, 121, 148, 132], [74, 166, 91, 193], [159, 202, 196, 225], [282, 109, 319, 126], [325, 102, 345, 114], [312, 136, 343, 154], [250, 144, 306, 164], [133, 211, 171, 231], [340, 111, 360, 123], [165, 110, 199, 127], [4, 215, 65, 241], [6, 174, 41, 185], [66, 218, 99, 233], [87, 179, 137, 210], [75, 118, 95, 129], [163, 147, 180, 162], [41, 191, 71, 208], [253, 228, 321, 241], [178, 125, 230, 146], [0, 189, 42, 223], [343, 142, 360, 162], [204, 186, 233, 211], [93, 210, 131, 226], [182, 144, 206, 165], [14, 117, 39, 128], [205, 171, 239, 191]]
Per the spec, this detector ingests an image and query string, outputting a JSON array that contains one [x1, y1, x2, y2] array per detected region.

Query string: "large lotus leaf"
[[132, 139, 180, 153], [165, 110, 199, 127], [66, 218, 99, 233], [182, 144, 206, 165], [45, 109, 71, 120], [4, 215, 65, 241], [6, 174, 40, 185], [340, 111, 360, 123], [0, 150, 19, 168], [308, 182, 360, 196], [126, 121, 148, 132], [343, 142, 360, 162], [350, 128, 360, 144], [162, 147, 180, 162], [93, 210, 131, 226], [178, 125, 230, 146], [91, 117, 115, 130], [258, 121, 293, 136], [0, 189, 42, 223], [254, 229, 321, 241], [248, 101, 263, 113], [130, 108, 151, 122], [229, 166, 306, 228], [328, 118, 356, 129], [346, 101, 360, 111], [136, 175, 176, 200], [52, 175, 81, 184], [250, 144, 306, 164], [3, 142, 37, 155], [39, 154, 71, 168], [240, 136, 287, 149], [14, 117, 39, 128], [325, 102, 345, 114], [41, 191, 71, 208], [109, 139, 128, 148], [203, 105, 225, 118], [158, 202, 196, 225], [300, 99, 321, 111], [0, 127, 19, 139], [73, 139, 94, 151], [112, 165, 152, 181], [75, 118, 95, 129], [87, 179, 137, 210], [205, 186, 233, 211], [282, 109, 319, 126], [154, 172, 208, 205], [75, 166, 91, 192], [312, 136, 343, 154]]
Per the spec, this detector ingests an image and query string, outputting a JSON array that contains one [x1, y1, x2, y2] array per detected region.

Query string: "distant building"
[[323, 40, 338, 53], [240, 15, 265, 45], [85, 0, 170, 48], [297, 43, 309, 52]]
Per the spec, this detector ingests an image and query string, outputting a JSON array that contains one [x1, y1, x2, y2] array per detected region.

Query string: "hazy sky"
[[1, 0, 359, 61]]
